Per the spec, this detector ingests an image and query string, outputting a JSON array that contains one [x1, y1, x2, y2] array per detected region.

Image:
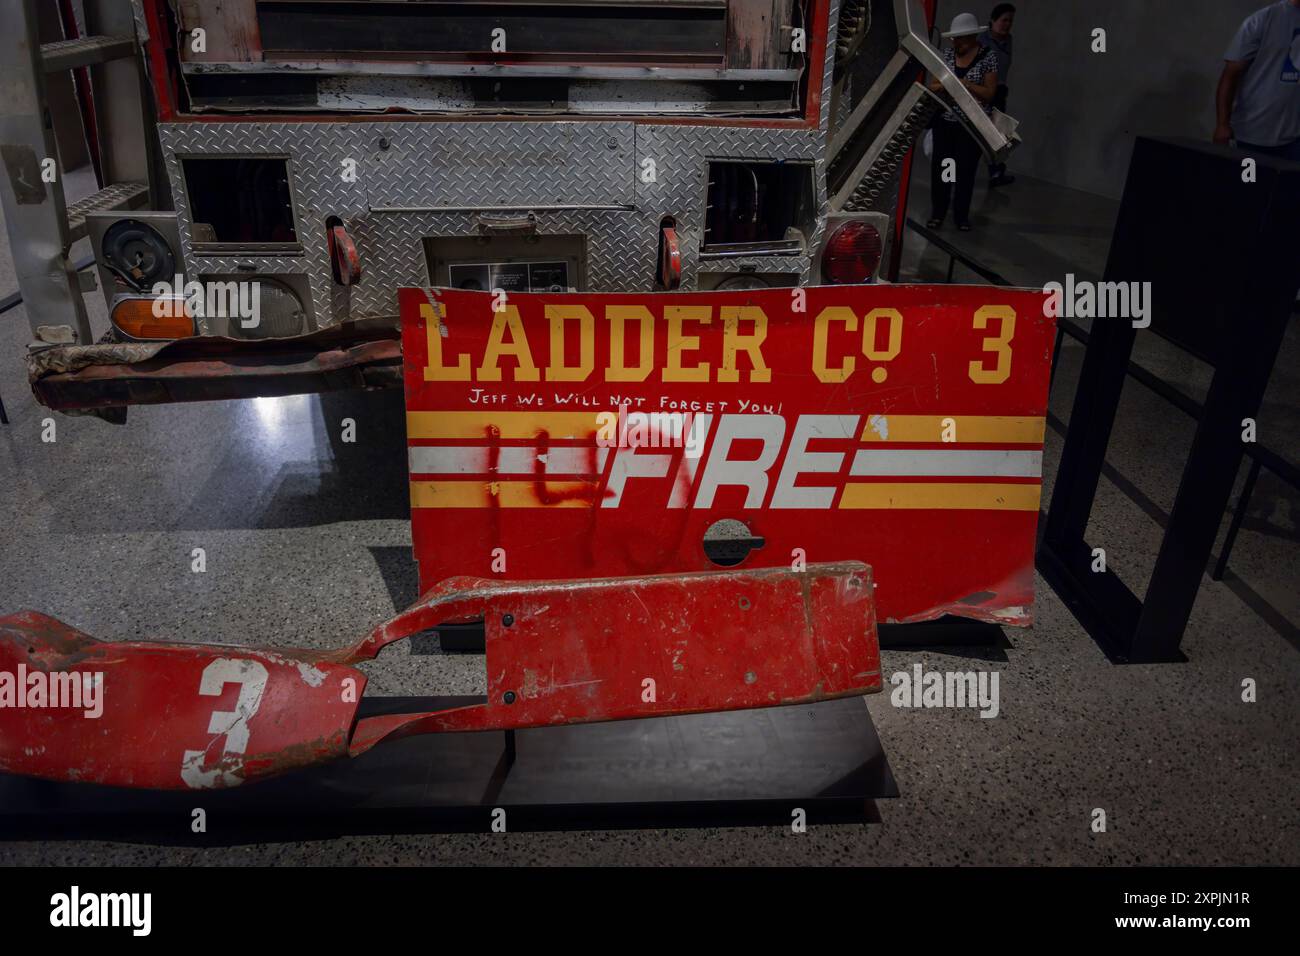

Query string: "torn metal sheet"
[[401, 283, 1055, 626], [0, 563, 878, 789], [28, 324, 401, 410]]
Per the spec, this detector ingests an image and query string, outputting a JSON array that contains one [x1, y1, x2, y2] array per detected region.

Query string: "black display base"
[[0, 696, 896, 844], [878, 617, 1007, 649], [432, 618, 1006, 655]]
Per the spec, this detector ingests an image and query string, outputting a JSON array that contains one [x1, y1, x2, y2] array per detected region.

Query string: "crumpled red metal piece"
[[0, 563, 879, 790]]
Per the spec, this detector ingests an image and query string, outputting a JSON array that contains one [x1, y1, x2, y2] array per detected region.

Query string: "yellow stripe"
[[410, 480, 597, 508], [407, 411, 603, 440], [839, 482, 1042, 511], [859, 415, 1044, 444]]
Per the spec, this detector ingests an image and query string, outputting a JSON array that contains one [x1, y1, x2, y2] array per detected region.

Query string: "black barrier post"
[[1213, 460, 1261, 582], [1039, 299, 1145, 660], [1038, 137, 1299, 663]]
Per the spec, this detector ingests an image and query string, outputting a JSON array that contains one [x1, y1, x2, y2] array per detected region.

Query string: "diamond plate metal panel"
[[354, 207, 653, 313], [821, 0, 842, 133], [840, 89, 938, 212], [159, 123, 369, 330], [160, 118, 838, 326], [66, 181, 148, 241], [364, 122, 636, 209], [634, 124, 826, 286]]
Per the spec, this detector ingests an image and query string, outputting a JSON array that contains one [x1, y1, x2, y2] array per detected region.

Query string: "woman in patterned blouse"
[[926, 13, 999, 231]]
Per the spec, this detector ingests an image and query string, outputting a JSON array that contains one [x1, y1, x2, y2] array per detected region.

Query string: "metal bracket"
[[474, 212, 539, 235]]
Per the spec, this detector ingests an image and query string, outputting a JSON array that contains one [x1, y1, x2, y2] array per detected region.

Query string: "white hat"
[[942, 12, 983, 38]]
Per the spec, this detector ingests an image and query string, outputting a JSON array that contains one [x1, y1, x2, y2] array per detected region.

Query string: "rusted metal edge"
[[28, 326, 402, 411], [0, 562, 881, 789], [332, 561, 876, 664]]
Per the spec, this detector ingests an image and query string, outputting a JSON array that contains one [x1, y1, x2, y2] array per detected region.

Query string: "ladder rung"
[[41, 35, 135, 72], [67, 182, 149, 242]]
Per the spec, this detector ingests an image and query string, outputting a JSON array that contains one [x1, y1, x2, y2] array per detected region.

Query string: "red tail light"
[[821, 221, 882, 284]]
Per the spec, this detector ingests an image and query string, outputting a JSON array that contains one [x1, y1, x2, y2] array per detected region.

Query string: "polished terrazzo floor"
[[0, 166, 1295, 865]]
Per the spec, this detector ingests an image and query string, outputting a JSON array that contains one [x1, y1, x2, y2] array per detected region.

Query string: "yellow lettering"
[[862, 308, 903, 361], [476, 306, 540, 382], [968, 305, 1015, 384], [544, 304, 595, 382], [663, 306, 711, 382], [812, 307, 858, 383], [421, 302, 470, 382], [718, 306, 772, 383], [606, 305, 654, 382]]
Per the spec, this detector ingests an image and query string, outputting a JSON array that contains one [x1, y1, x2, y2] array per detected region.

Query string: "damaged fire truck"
[[3, 0, 1010, 409], [0, 1, 1049, 793]]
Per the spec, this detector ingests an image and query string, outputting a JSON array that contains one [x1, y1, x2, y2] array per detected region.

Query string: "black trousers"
[[930, 119, 982, 225]]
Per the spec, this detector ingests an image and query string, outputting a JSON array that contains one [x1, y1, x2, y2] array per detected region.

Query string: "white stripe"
[[849, 449, 1042, 478], [409, 445, 607, 475]]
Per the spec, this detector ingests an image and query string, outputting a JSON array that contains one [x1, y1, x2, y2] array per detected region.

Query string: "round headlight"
[[202, 276, 306, 339], [714, 274, 771, 291], [101, 219, 175, 291]]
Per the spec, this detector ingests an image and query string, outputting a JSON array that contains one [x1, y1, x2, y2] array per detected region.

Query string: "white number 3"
[[180, 659, 269, 789]]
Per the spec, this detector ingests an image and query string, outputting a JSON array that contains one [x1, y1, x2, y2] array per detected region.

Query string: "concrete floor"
[[0, 165, 1296, 865]]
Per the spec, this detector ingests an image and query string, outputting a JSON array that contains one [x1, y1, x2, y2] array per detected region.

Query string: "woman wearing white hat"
[[926, 12, 999, 231]]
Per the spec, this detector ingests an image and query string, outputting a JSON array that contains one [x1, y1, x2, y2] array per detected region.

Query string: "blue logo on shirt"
[[1283, 28, 1300, 82]]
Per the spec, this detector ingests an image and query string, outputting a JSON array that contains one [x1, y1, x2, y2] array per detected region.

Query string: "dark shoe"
[[989, 173, 1017, 188], [926, 218, 943, 229], [956, 221, 972, 231]]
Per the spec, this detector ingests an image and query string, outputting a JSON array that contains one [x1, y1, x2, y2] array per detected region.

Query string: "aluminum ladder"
[[0, 0, 158, 347]]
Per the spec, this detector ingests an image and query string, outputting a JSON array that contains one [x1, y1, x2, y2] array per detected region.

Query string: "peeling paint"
[[295, 661, 327, 687], [1, 563, 880, 789]]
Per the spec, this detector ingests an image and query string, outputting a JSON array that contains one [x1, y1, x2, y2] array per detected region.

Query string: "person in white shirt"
[[1214, 0, 1300, 159]]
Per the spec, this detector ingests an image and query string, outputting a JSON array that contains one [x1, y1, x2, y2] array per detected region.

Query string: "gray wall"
[[934, 0, 1266, 198]]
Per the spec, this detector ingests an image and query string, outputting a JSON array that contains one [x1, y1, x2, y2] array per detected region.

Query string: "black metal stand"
[[1039, 138, 1299, 664], [0, 695, 897, 843], [906, 184, 1299, 590], [879, 617, 1005, 649], [439, 618, 1005, 655], [1212, 458, 1261, 582]]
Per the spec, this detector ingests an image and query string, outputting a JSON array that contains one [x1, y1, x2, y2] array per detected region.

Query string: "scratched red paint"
[[0, 564, 879, 789], [401, 284, 1055, 626], [0, 611, 361, 789], [1, 282, 1051, 790]]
